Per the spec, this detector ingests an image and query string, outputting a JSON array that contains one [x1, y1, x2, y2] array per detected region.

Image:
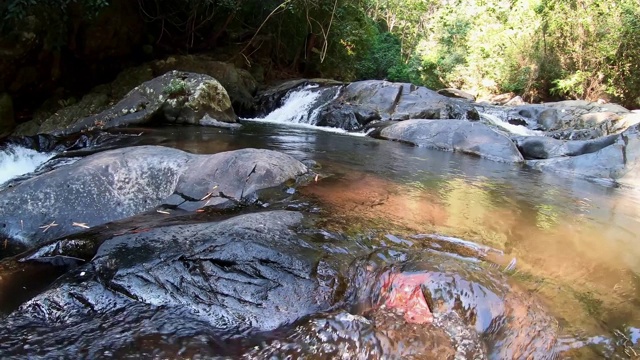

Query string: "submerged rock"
[[375, 119, 524, 163], [0, 146, 307, 250], [0, 214, 562, 359]]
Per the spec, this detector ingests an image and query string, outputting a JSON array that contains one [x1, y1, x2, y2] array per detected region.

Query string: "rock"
[[256, 80, 479, 131], [513, 135, 618, 159], [199, 114, 242, 129], [0, 146, 307, 249], [338, 81, 479, 123], [488, 93, 516, 105], [0, 211, 342, 357], [538, 108, 560, 131], [0, 93, 15, 137], [375, 119, 524, 163], [152, 55, 258, 115], [504, 95, 526, 106], [437, 88, 476, 101], [506, 101, 632, 138], [37, 92, 111, 134], [255, 78, 343, 117], [527, 124, 640, 184], [54, 71, 236, 135], [343, 249, 558, 360]]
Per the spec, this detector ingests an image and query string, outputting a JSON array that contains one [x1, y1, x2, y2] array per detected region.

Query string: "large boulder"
[[152, 55, 259, 115], [321, 81, 479, 129], [527, 123, 640, 185], [375, 119, 524, 163], [0, 146, 307, 249], [0, 211, 343, 357], [256, 80, 479, 131], [50, 71, 236, 135]]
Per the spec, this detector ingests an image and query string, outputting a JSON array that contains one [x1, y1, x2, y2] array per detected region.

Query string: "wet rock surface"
[[513, 134, 619, 159], [375, 119, 524, 163], [527, 123, 640, 185], [0, 145, 307, 251], [0, 211, 343, 357], [0, 210, 561, 359]]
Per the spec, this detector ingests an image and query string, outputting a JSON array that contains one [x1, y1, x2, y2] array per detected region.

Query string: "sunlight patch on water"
[[0, 145, 54, 185]]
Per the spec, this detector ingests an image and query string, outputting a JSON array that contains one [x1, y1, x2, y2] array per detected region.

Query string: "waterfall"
[[479, 112, 542, 137], [244, 85, 363, 135], [0, 145, 54, 185]]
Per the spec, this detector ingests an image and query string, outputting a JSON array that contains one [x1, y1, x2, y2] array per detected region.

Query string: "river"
[[115, 120, 639, 358], [1, 106, 639, 358]]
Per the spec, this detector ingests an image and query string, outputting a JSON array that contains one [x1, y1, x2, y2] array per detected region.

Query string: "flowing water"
[[0, 144, 54, 186], [1, 91, 640, 358], [126, 120, 640, 357]]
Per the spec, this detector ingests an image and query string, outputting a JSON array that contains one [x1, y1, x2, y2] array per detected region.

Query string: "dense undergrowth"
[[2, 0, 639, 107]]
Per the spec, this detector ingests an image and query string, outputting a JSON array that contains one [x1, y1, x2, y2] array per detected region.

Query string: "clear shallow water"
[[135, 122, 640, 357]]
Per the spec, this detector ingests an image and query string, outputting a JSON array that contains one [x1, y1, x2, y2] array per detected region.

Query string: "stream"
[[1, 90, 639, 358]]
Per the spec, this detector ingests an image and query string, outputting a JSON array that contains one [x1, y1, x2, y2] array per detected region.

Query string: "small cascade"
[[0, 145, 55, 185], [246, 85, 359, 134], [480, 112, 542, 137]]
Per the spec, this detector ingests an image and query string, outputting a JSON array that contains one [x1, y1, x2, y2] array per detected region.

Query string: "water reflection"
[[133, 123, 640, 357]]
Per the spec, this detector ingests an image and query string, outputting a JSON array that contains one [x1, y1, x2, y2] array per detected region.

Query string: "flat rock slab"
[[377, 119, 524, 163], [0, 146, 307, 249], [513, 134, 618, 159], [527, 124, 640, 184]]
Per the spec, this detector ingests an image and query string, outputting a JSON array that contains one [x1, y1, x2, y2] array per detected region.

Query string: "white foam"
[[480, 112, 542, 136], [0, 145, 55, 185], [242, 117, 367, 137], [261, 85, 322, 124]]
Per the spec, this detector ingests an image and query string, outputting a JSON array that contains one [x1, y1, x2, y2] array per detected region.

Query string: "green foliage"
[[163, 79, 188, 98]]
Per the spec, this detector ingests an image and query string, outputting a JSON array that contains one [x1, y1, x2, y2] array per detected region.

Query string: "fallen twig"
[[39, 221, 58, 233], [72, 222, 90, 229]]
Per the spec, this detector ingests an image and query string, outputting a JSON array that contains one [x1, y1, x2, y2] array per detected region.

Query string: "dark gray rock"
[[513, 134, 618, 159], [527, 124, 640, 184], [0, 146, 307, 249], [257, 80, 479, 131], [336, 81, 479, 124], [0, 211, 343, 357], [376, 119, 524, 163], [53, 71, 237, 135]]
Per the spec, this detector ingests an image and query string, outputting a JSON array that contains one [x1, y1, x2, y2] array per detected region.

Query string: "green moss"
[[163, 79, 188, 98]]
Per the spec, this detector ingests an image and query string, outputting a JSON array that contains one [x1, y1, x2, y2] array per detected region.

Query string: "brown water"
[[126, 122, 640, 357]]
